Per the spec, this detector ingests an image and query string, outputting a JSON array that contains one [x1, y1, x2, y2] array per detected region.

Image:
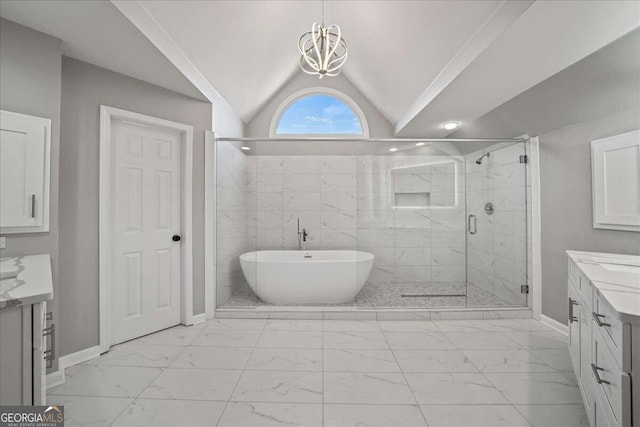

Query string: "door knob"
[[172, 234, 181, 242]]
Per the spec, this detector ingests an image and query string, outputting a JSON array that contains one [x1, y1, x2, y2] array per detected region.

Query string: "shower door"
[[466, 142, 528, 307]]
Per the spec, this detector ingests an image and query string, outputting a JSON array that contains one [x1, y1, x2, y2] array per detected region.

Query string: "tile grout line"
[[215, 320, 267, 427], [376, 319, 430, 427], [106, 324, 210, 426]]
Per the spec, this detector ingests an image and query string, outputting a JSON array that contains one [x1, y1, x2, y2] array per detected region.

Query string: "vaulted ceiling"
[[2, 0, 639, 137]]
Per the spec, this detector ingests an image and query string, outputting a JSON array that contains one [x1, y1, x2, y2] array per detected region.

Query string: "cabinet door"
[[578, 303, 593, 419], [0, 110, 50, 233], [568, 284, 581, 372], [0, 306, 33, 405]]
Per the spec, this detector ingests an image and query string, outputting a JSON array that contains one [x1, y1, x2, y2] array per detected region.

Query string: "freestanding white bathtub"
[[239, 250, 374, 304]]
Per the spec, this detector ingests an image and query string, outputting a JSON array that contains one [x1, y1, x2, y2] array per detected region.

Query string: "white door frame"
[[99, 105, 194, 353]]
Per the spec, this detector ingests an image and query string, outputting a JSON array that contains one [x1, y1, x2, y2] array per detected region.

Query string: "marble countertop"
[[567, 250, 640, 324], [0, 254, 53, 309]]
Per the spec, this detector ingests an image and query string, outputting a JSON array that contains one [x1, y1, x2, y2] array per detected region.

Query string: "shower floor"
[[219, 282, 518, 309]]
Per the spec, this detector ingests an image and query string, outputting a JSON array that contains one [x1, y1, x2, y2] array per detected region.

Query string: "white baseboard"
[[540, 314, 569, 336], [46, 345, 101, 390], [192, 313, 207, 325]]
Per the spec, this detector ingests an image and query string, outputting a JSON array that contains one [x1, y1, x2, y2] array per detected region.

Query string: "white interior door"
[[110, 119, 182, 345]]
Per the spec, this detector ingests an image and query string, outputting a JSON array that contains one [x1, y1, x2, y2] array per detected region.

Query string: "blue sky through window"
[[276, 94, 363, 135]]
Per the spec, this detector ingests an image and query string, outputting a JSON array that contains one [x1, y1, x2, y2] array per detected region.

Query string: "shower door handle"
[[468, 215, 477, 235]]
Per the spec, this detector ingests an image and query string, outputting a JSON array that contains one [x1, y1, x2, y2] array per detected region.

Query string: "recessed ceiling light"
[[416, 142, 425, 146], [442, 121, 460, 130], [389, 148, 398, 152], [241, 146, 250, 151]]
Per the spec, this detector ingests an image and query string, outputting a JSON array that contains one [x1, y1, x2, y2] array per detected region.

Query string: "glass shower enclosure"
[[214, 138, 529, 310]]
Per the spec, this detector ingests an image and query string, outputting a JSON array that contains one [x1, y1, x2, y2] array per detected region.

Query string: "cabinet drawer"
[[592, 327, 631, 425], [593, 293, 631, 371], [568, 257, 578, 284], [578, 271, 592, 309]]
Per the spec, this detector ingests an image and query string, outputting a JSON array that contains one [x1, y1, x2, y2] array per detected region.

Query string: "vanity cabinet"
[[0, 109, 51, 234], [0, 302, 46, 405], [0, 254, 53, 406], [567, 251, 639, 427]]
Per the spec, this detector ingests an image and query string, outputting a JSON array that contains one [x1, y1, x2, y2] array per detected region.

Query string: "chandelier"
[[298, 0, 347, 78]]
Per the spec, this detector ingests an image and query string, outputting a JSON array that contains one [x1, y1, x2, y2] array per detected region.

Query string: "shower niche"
[[391, 161, 456, 208]]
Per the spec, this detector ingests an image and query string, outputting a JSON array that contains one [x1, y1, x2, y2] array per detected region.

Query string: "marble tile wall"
[[216, 142, 249, 305], [466, 143, 530, 306], [247, 154, 466, 286]]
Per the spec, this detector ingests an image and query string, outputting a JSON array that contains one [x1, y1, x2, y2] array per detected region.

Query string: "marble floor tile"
[[323, 331, 389, 349], [484, 319, 551, 332], [485, 372, 582, 404], [324, 372, 416, 404], [393, 350, 478, 373], [514, 404, 590, 427], [405, 373, 508, 404], [48, 365, 161, 398], [87, 343, 184, 368], [324, 404, 428, 427], [170, 346, 252, 370], [378, 320, 439, 333], [204, 319, 267, 330], [445, 332, 521, 349], [139, 368, 241, 401], [420, 405, 531, 427], [46, 395, 132, 427], [263, 319, 323, 331], [504, 331, 568, 349], [191, 329, 262, 347], [433, 320, 506, 333], [384, 332, 456, 350], [323, 349, 401, 372], [256, 330, 323, 348], [323, 320, 382, 332], [231, 370, 323, 403], [462, 349, 555, 372], [218, 402, 323, 426], [131, 326, 203, 346], [111, 399, 226, 426], [435, 319, 549, 333], [529, 348, 574, 372], [246, 348, 323, 371]]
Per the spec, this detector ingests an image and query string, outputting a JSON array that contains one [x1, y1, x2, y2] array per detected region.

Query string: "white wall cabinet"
[[591, 130, 640, 232], [0, 110, 51, 234]]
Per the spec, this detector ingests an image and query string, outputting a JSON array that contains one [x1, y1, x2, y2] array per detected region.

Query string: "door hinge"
[[519, 155, 528, 164], [521, 284, 530, 294]]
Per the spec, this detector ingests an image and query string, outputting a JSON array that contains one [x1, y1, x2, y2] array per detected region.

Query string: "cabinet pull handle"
[[591, 363, 610, 385], [31, 194, 36, 218], [468, 215, 477, 235], [43, 323, 55, 369], [568, 298, 578, 323], [592, 312, 611, 327]]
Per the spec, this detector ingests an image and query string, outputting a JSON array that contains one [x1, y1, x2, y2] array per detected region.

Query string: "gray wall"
[[59, 57, 212, 356], [540, 107, 640, 324], [0, 19, 61, 368], [246, 72, 393, 138]]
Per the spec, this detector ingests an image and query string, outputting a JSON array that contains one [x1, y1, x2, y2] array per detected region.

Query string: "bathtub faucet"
[[297, 218, 308, 250]]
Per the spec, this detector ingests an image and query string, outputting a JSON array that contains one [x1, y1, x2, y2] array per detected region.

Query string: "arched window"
[[270, 88, 369, 137]]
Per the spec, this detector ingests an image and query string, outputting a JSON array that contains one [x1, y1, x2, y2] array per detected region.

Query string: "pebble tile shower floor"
[[48, 318, 588, 426], [220, 282, 515, 308]]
